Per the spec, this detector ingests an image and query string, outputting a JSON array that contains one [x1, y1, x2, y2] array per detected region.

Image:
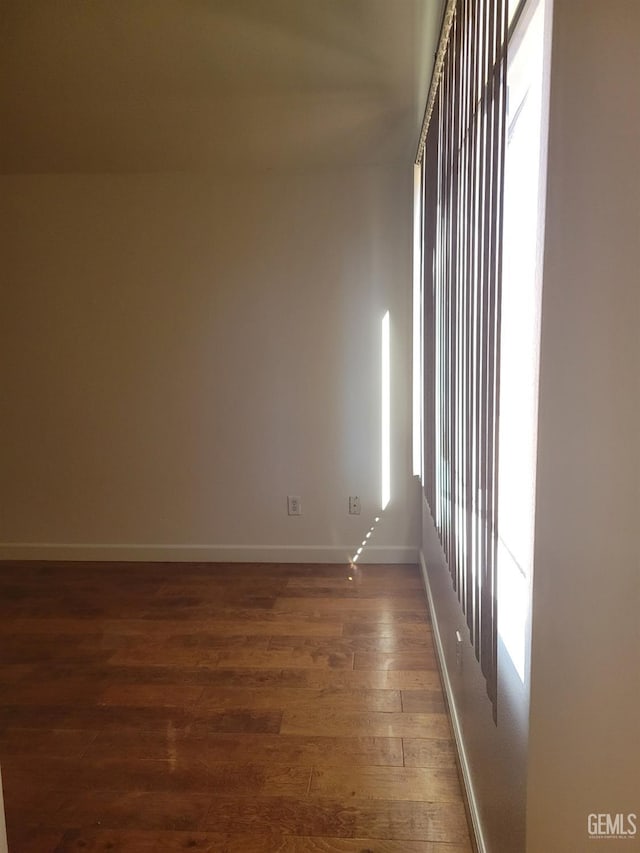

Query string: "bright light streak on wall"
[[348, 520, 382, 566], [381, 311, 391, 510], [412, 163, 423, 478]]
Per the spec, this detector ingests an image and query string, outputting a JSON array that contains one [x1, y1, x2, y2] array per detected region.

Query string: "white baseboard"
[[419, 548, 486, 853], [0, 543, 418, 564], [0, 765, 7, 853]]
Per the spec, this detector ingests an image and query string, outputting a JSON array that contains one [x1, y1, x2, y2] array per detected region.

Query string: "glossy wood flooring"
[[0, 561, 472, 852]]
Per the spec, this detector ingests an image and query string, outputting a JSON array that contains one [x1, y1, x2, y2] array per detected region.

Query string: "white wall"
[[527, 1, 640, 849], [0, 166, 418, 562]]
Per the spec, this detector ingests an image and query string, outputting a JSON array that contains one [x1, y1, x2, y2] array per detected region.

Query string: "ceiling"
[[0, 0, 443, 173]]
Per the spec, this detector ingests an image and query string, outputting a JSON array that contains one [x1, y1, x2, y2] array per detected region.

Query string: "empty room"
[[1, 1, 638, 852]]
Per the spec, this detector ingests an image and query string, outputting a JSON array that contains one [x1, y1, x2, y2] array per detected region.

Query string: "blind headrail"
[[415, 0, 457, 166]]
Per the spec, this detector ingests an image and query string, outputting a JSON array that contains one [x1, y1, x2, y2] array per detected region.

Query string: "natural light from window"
[[381, 310, 391, 510], [412, 164, 423, 479], [497, 0, 550, 683]]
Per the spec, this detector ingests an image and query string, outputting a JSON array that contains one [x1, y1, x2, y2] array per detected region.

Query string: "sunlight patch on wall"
[[350, 516, 382, 565], [412, 164, 423, 479], [381, 310, 390, 510]]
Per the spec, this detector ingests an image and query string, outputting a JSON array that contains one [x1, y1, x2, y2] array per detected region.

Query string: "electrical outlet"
[[349, 496, 361, 515], [287, 495, 302, 516]]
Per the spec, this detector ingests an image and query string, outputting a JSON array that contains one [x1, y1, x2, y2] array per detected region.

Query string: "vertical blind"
[[420, 0, 508, 712]]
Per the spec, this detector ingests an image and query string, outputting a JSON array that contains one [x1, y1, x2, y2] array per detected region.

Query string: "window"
[[497, 0, 551, 682], [417, 0, 551, 711]]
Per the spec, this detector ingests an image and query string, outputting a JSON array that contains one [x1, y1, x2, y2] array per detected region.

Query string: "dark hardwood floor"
[[0, 561, 472, 852]]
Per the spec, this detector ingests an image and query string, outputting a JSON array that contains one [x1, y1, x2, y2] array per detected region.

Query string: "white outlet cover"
[[287, 495, 302, 516]]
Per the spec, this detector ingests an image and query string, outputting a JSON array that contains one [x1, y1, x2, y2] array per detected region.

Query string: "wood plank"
[[0, 705, 188, 734], [187, 709, 283, 735], [128, 634, 272, 650], [0, 635, 116, 665], [276, 588, 422, 600], [354, 651, 438, 671], [3, 790, 68, 842], [269, 635, 436, 654], [98, 685, 204, 708], [345, 636, 436, 653], [211, 649, 354, 670], [2, 755, 309, 796], [197, 687, 402, 713], [0, 663, 37, 682], [0, 704, 281, 736], [0, 704, 192, 734], [53, 790, 212, 831], [284, 575, 425, 591], [107, 634, 272, 667], [0, 678, 104, 705], [141, 599, 279, 619], [107, 646, 221, 667], [281, 711, 451, 739], [85, 731, 404, 768], [342, 621, 432, 639], [5, 828, 66, 853], [275, 839, 472, 853], [309, 766, 463, 802], [279, 669, 442, 691], [0, 616, 343, 637], [27, 665, 439, 690], [200, 796, 471, 844], [54, 829, 284, 852], [0, 727, 96, 758], [402, 739, 459, 770], [273, 597, 429, 614], [401, 690, 447, 713], [153, 581, 288, 599], [33, 664, 322, 688]]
